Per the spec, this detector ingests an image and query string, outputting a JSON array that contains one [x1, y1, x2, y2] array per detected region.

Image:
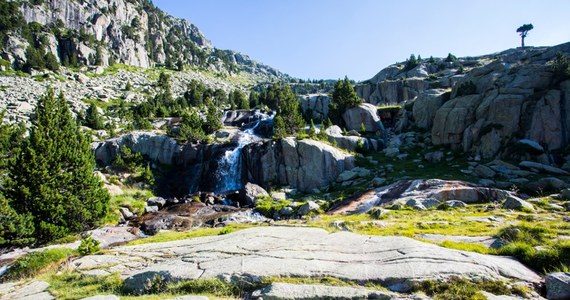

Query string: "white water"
[[215, 112, 270, 194]]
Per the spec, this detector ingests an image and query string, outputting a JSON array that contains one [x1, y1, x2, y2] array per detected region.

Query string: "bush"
[[77, 235, 100, 256], [254, 196, 291, 218], [551, 52, 570, 81], [3, 248, 75, 281]]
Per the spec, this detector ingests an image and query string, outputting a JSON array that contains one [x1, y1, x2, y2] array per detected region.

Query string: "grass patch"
[[439, 241, 490, 254], [126, 224, 252, 246], [103, 187, 153, 225], [254, 196, 292, 218], [168, 278, 242, 298], [377, 104, 402, 111], [2, 248, 76, 282], [412, 276, 510, 300], [497, 240, 570, 274], [45, 271, 122, 300]]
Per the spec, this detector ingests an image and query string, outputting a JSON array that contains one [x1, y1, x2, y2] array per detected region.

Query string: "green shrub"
[[498, 241, 570, 273], [3, 248, 75, 281], [77, 235, 100, 256], [254, 196, 291, 218], [218, 227, 234, 235]]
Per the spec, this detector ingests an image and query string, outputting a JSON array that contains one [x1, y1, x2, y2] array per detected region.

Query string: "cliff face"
[[2, 0, 286, 80]]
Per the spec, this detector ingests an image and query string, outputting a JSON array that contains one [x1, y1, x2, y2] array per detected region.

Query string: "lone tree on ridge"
[[516, 24, 534, 48]]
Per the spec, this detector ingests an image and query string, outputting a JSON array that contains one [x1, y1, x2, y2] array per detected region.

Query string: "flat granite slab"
[[71, 226, 541, 295]]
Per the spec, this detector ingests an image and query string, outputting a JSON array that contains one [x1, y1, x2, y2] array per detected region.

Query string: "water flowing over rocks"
[[70, 227, 541, 295], [242, 138, 356, 193]]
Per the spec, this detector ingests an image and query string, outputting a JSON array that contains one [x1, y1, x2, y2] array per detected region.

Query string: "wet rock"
[[240, 183, 269, 207], [147, 197, 166, 208], [139, 202, 242, 235]]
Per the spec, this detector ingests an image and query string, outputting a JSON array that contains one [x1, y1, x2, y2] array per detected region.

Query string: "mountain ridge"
[[1, 0, 288, 81]]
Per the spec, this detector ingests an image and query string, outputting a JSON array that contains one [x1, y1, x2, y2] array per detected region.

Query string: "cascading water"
[[214, 112, 271, 194]]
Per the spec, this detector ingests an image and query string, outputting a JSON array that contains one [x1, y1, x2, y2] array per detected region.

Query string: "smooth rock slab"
[[72, 227, 540, 294], [0, 280, 54, 300], [251, 282, 406, 300]]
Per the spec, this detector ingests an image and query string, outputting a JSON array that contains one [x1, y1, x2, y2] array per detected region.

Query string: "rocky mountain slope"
[[1, 0, 286, 79], [359, 43, 570, 162]]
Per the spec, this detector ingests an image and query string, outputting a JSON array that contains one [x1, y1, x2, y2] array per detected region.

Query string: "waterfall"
[[214, 114, 267, 194]]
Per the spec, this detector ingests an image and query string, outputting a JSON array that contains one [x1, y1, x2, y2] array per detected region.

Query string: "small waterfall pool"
[[214, 111, 272, 194]]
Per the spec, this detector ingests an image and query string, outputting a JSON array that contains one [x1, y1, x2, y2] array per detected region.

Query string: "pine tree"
[[274, 85, 304, 136], [179, 108, 205, 142], [7, 89, 109, 244], [272, 115, 287, 140], [332, 76, 362, 111], [308, 119, 317, 139], [84, 103, 104, 130], [203, 97, 222, 134], [317, 121, 328, 141]]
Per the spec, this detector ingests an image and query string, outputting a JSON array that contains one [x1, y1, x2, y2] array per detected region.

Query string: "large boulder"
[[546, 272, 570, 300], [342, 103, 385, 133], [412, 89, 449, 130], [243, 138, 355, 193], [239, 183, 269, 207], [299, 94, 330, 121]]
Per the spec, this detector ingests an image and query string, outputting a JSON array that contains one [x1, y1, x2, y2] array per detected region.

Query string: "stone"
[[480, 291, 522, 300], [278, 206, 294, 217], [424, 151, 444, 163], [336, 170, 358, 182], [251, 282, 398, 300], [119, 206, 134, 219], [71, 227, 541, 294], [300, 94, 330, 121], [445, 200, 468, 208], [147, 197, 166, 208], [475, 164, 496, 178], [503, 196, 535, 212], [519, 161, 570, 176], [372, 177, 387, 187], [271, 192, 287, 201], [240, 183, 269, 207], [342, 103, 385, 133], [546, 272, 570, 300], [517, 139, 545, 153], [145, 205, 159, 213], [297, 201, 320, 216]]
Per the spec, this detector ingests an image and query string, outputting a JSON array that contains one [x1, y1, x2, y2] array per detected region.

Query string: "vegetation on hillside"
[[0, 89, 109, 246]]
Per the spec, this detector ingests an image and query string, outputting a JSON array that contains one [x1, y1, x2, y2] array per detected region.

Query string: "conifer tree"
[[274, 85, 304, 136], [7, 88, 109, 243], [84, 103, 105, 130], [272, 115, 287, 140]]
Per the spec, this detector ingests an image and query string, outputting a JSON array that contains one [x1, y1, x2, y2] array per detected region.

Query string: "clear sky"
[[153, 0, 570, 81]]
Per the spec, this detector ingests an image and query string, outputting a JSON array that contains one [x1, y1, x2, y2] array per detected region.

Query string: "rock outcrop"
[[299, 93, 330, 121], [243, 138, 355, 192], [342, 103, 386, 133], [428, 44, 570, 159], [70, 227, 541, 295], [330, 179, 513, 214]]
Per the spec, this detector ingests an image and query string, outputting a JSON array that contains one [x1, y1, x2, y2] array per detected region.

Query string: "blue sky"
[[153, 0, 570, 81]]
